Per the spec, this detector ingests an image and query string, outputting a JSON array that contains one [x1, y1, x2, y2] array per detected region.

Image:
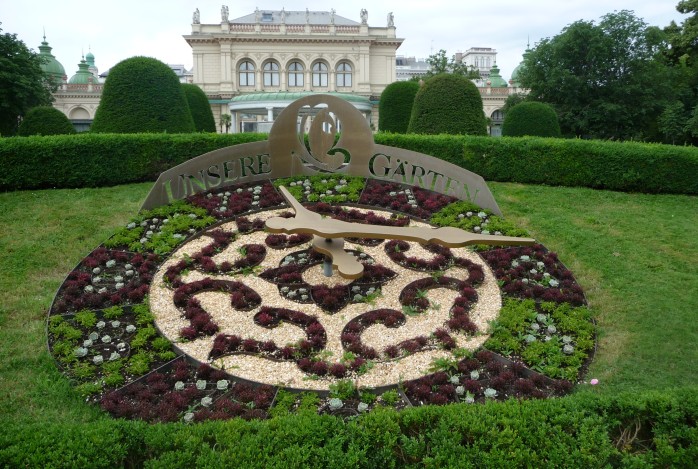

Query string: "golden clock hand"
[[266, 185, 323, 232], [266, 185, 535, 247]]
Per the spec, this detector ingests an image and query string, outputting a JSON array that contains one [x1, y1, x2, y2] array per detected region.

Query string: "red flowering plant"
[[359, 179, 456, 220], [188, 181, 284, 219], [51, 248, 159, 315], [480, 244, 586, 306]]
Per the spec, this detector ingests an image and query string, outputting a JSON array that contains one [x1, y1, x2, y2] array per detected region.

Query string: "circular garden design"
[[48, 174, 594, 422]]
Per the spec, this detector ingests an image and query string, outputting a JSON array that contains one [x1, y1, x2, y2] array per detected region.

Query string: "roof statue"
[[221, 4, 229, 23], [193, 8, 200, 24], [281, 8, 286, 23], [387, 12, 394, 27], [255, 7, 261, 23], [360, 9, 368, 25], [305, 8, 309, 23], [330, 9, 336, 25]]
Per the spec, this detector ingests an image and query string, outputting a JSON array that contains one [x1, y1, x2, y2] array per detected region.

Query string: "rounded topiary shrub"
[[17, 106, 76, 136], [91, 56, 195, 133], [182, 83, 216, 132], [379, 81, 420, 133], [407, 74, 487, 136], [502, 101, 561, 137]]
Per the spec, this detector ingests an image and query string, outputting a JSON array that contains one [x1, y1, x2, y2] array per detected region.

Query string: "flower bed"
[[48, 176, 593, 423]]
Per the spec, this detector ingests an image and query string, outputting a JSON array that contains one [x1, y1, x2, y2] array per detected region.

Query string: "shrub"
[[408, 73, 487, 136], [90, 56, 195, 133], [502, 101, 561, 137], [1, 133, 697, 195], [378, 81, 420, 133], [17, 106, 75, 136], [182, 83, 216, 132]]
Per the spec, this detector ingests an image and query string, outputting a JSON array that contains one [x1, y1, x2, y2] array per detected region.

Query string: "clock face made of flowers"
[[47, 96, 594, 421]]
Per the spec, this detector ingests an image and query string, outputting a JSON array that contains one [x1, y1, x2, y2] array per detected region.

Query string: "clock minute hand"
[[266, 185, 535, 248]]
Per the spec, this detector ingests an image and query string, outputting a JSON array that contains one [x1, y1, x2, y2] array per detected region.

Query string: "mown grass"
[[0, 181, 695, 425]]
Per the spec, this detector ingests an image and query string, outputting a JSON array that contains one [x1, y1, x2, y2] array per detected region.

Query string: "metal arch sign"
[[141, 94, 502, 215]]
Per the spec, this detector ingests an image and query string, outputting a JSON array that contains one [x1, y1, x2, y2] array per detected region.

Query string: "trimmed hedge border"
[[1, 133, 697, 194], [0, 133, 267, 191], [376, 134, 698, 195], [1, 388, 696, 467]]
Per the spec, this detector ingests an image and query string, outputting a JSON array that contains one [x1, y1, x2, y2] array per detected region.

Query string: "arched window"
[[336, 62, 352, 87], [263, 61, 280, 87], [288, 61, 304, 87], [312, 62, 328, 87], [238, 60, 255, 86]]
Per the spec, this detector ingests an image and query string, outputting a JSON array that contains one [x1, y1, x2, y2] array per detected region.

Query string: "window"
[[312, 62, 328, 87], [263, 62, 280, 87], [238, 60, 255, 86], [288, 61, 304, 87], [336, 62, 352, 87]]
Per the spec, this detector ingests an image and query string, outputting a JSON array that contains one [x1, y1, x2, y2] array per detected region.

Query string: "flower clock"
[[48, 174, 595, 422]]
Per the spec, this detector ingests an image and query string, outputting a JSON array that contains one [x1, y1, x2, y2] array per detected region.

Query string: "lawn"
[[0, 180, 696, 427]]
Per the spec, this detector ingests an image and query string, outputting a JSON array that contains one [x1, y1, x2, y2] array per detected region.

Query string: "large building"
[[187, 7, 403, 132], [44, 8, 527, 136]]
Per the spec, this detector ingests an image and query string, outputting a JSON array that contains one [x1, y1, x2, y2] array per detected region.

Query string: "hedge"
[[1, 388, 696, 467], [375, 134, 698, 195], [0, 133, 267, 191], [1, 133, 697, 195]]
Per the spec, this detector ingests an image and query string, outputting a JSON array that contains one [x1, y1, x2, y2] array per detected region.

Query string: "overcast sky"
[[2, 1, 689, 81]]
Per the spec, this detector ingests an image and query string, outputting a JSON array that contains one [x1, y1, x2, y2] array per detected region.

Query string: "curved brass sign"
[[141, 94, 502, 215]]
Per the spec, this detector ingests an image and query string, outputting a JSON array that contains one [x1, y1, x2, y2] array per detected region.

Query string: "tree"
[[378, 81, 420, 133], [502, 93, 528, 115], [502, 101, 561, 137], [657, 101, 688, 144], [519, 11, 674, 140], [407, 73, 487, 136], [91, 56, 195, 133], [425, 49, 480, 79], [17, 106, 75, 136], [182, 83, 216, 132], [220, 113, 232, 133], [0, 26, 54, 136]]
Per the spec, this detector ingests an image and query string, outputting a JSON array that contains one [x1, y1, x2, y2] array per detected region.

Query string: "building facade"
[[186, 7, 403, 132]]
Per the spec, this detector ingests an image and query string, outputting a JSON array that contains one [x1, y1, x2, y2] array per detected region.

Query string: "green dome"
[[510, 44, 531, 87], [85, 51, 95, 66], [68, 57, 97, 84], [487, 63, 508, 88], [38, 36, 66, 83]]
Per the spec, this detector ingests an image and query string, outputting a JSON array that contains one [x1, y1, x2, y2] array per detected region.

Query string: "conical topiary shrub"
[[182, 83, 216, 132], [379, 80, 420, 133], [407, 74, 487, 136], [502, 101, 561, 137], [17, 106, 76, 136], [91, 56, 195, 133]]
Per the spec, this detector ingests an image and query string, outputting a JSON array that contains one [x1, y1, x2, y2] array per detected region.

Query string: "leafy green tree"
[[425, 49, 480, 79], [17, 106, 75, 136], [407, 73, 487, 136], [0, 27, 54, 136], [220, 113, 232, 133], [182, 83, 215, 132], [378, 81, 420, 133], [502, 101, 561, 137], [91, 56, 195, 133], [657, 101, 688, 144], [519, 11, 674, 140], [502, 93, 528, 115]]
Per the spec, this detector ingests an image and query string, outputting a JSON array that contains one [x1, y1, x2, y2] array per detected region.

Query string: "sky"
[[2, 1, 690, 81]]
